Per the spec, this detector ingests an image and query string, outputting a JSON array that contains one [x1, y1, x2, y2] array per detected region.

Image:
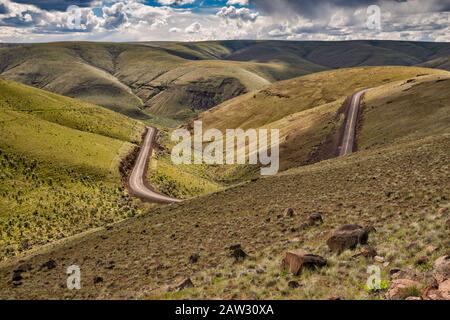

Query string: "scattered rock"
[[40, 259, 57, 270], [229, 244, 247, 261], [105, 261, 115, 270], [15, 262, 32, 273], [386, 279, 422, 300], [438, 207, 449, 215], [405, 296, 421, 300], [416, 256, 429, 266], [352, 245, 377, 259], [389, 268, 402, 278], [425, 245, 438, 254], [284, 208, 295, 217], [405, 242, 419, 250], [299, 223, 310, 230], [12, 271, 23, 283], [374, 256, 385, 263], [432, 255, 450, 283], [307, 213, 323, 226], [12, 261, 32, 284], [189, 253, 200, 264], [281, 250, 327, 275], [176, 278, 194, 291], [327, 224, 375, 254], [288, 281, 300, 289], [437, 279, 450, 299], [93, 276, 103, 284], [422, 279, 450, 300]]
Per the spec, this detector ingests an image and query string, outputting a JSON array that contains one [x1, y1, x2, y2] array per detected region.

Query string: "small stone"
[[386, 279, 422, 300], [299, 223, 310, 230], [229, 244, 247, 261], [353, 245, 377, 259], [374, 256, 385, 263], [416, 256, 428, 266], [14, 262, 32, 273], [283, 208, 295, 217], [438, 207, 449, 215], [288, 281, 300, 289], [41, 259, 57, 270], [176, 278, 194, 291], [425, 245, 438, 254], [93, 276, 103, 284], [389, 268, 402, 277], [307, 213, 323, 225], [189, 253, 200, 264], [12, 271, 23, 282]]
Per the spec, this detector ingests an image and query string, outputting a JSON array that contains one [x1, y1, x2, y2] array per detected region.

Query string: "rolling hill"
[[0, 78, 145, 260], [197, 66, 449, 172], [145, 66, 450, 201], [1, 68, 448, 298], [1, 41, 450, 121]]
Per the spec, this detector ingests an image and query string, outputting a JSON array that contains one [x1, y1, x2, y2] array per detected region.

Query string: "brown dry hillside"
[[144, 67, 450, 200], [0, 133, 447, 300], [197, 67, 449, 171]]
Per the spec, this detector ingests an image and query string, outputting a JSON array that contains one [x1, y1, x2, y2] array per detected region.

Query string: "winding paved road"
[[339, 89, 368, 156], [128, 126, 180, 204]]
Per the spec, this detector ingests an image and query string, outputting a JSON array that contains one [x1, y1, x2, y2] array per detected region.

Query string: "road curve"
[[128, 126, 180, 204], [339, 89, 368, 156]]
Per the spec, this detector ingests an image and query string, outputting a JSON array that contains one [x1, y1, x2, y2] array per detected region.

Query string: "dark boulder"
[[327, 224, 375, 254], [281, 250, 327, 275]]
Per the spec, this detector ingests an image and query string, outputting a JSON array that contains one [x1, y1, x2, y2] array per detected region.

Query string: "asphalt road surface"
[[339, 89, 368, 156], [128, 127, 180, 204]]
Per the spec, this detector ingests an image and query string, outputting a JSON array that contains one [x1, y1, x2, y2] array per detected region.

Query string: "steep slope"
[[197, 66, 449, 172], [358, 74, 450, 150], [0, 79, 145, 260]]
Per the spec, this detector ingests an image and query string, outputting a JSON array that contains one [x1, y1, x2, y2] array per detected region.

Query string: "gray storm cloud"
[[250, 0, 450, 18], [10, 1, 94, 11]]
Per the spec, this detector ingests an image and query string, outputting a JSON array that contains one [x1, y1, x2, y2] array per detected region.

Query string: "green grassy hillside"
[[0, 43, 144, 118], [0, 79, 145, 260]]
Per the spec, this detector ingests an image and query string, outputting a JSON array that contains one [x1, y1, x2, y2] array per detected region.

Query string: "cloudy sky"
[[0, 0, 449, 42]]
